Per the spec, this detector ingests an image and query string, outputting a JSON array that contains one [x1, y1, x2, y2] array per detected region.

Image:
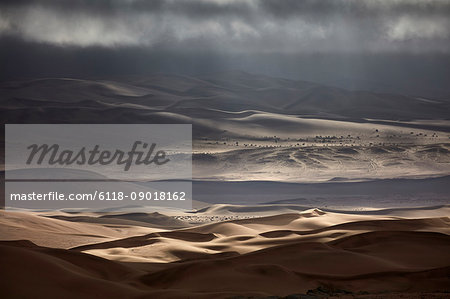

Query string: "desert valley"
[[1, 72, 449, 298]]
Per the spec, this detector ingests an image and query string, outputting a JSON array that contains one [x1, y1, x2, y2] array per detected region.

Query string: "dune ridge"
[[1, 72, 450, 297], [2, 73, 450, 182], [2, 206, 449, 298]]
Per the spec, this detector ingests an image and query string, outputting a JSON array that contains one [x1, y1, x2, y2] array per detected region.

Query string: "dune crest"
[[2, 207, 450, 298]]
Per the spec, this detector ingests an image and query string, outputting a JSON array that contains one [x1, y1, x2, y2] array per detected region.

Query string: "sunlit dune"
[[1, 206, 449, 298]]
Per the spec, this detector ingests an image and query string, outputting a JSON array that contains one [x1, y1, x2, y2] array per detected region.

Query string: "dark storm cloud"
[[1, 0, 449, 99], [1, 34, 450, 100], [0, 0, 449, 52], [3, 0, 449, 18], [259, 0, 450, 17]]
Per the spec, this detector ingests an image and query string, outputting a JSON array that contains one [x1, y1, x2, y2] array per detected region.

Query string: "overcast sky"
[[1, 0, 449, 52], [1, 0, 449, 98]]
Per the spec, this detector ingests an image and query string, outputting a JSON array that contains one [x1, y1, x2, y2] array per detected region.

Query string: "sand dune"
[[1, 206, 449, 298], [47, 212, 189, 229], [192, 203, 450, 217], [193, 140, 450, 182], [1, 72, 450, 297], [137, 231, 449, 296], [2, 73, 450, 122], [0, 210, 160, 248], [2, 73, 449, 182], [0, 240, 142, 299]]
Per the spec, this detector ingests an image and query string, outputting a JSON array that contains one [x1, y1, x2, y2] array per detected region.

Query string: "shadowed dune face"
[[1, 73, 450, 182], [0, 240, 142, 299], [2, 74, 449, 120], [2, 207, 449, 298], [0, 210, 190, 249], [1, 73, 449, 297]]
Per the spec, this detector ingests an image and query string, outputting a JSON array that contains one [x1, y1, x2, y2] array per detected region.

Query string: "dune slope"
[[2, 208, 449, 298]]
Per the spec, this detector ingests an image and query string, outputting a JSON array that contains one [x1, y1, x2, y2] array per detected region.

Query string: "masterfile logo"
[[26, 141, 170, 171], [5, 124, 192, 210]]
